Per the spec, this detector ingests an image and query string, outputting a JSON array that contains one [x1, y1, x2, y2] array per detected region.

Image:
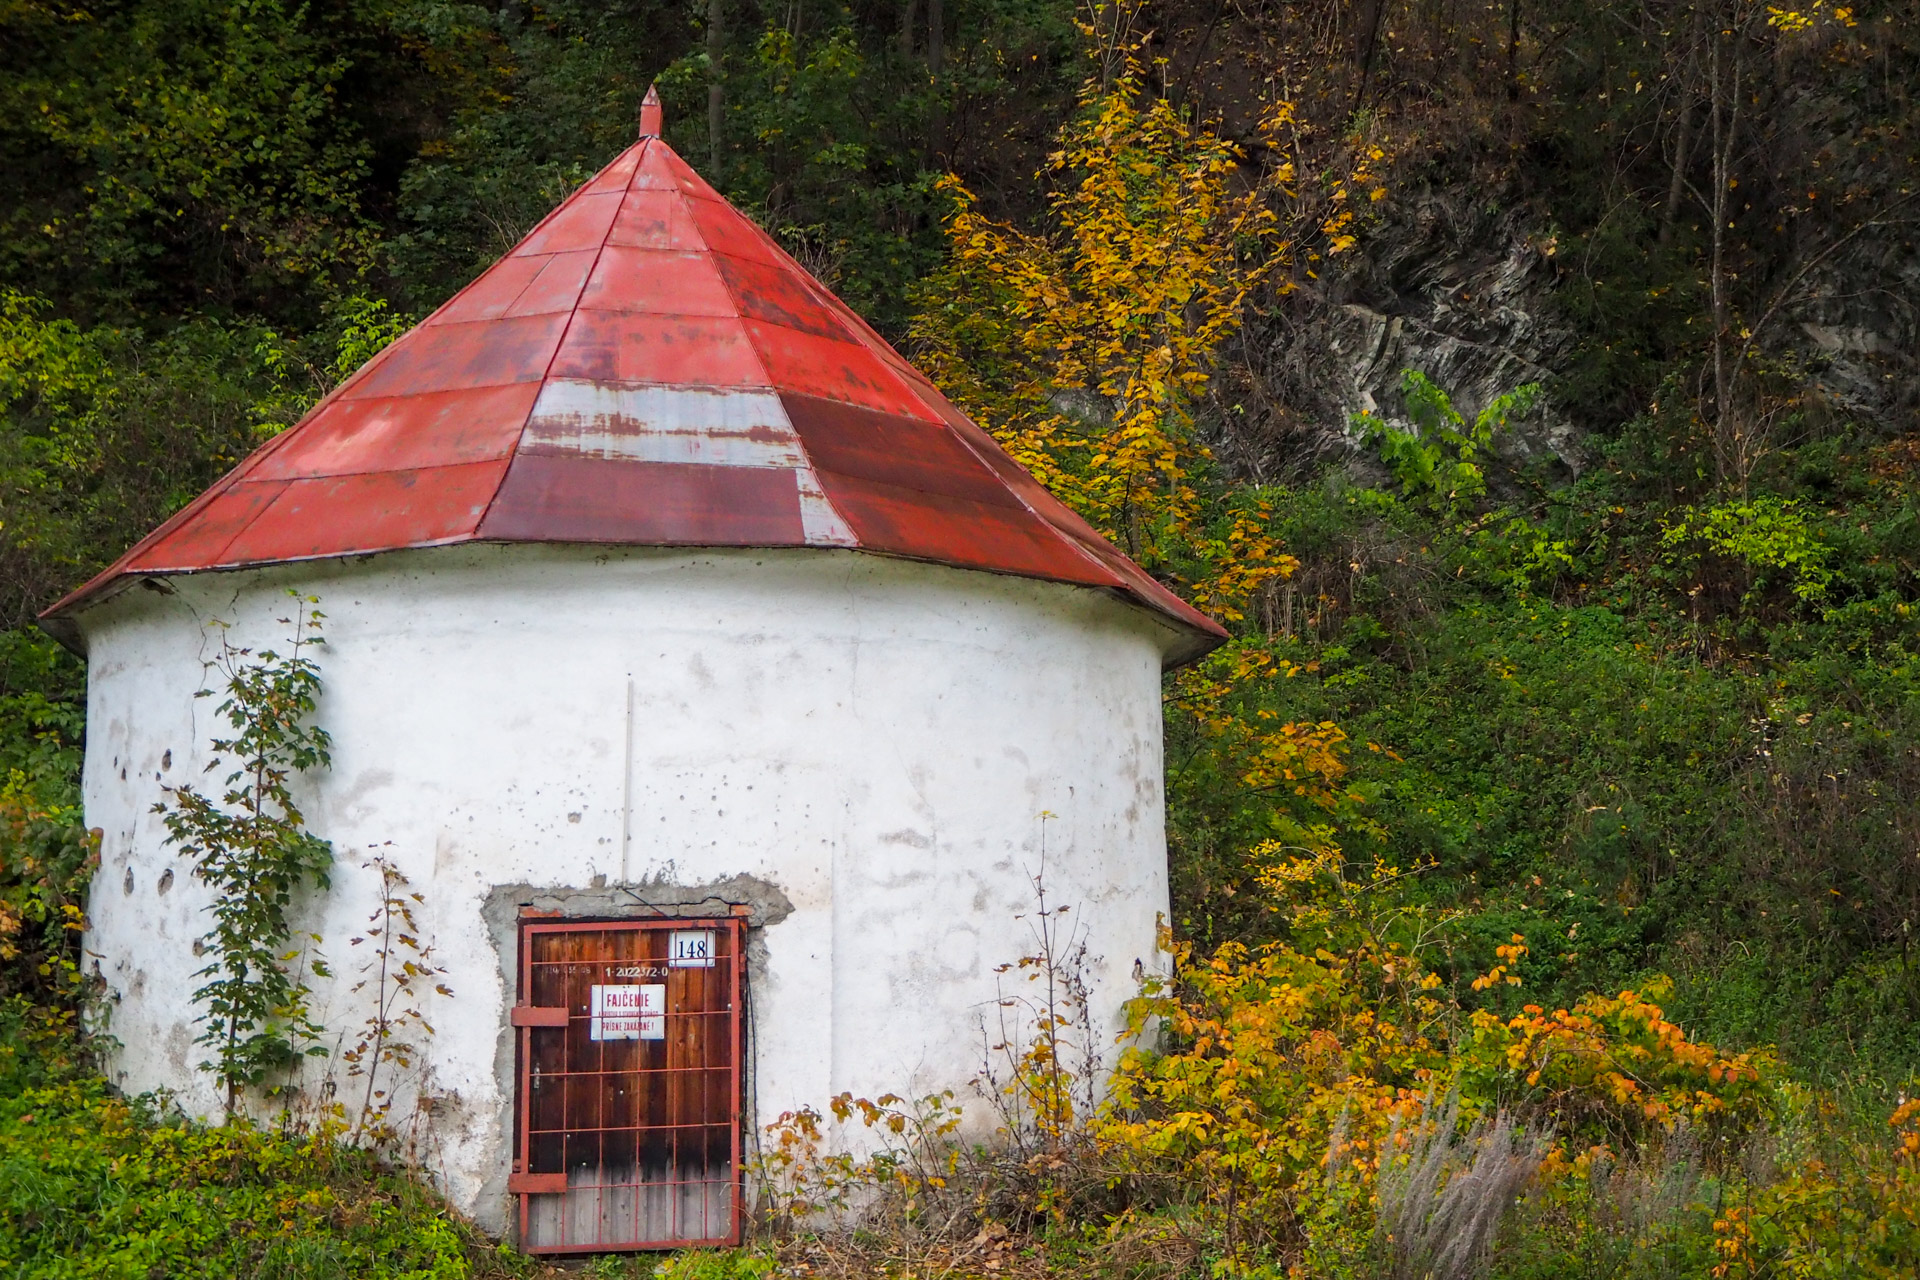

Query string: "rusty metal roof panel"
[[512, 191, 625, 257], [810, 479, 1117, 586], [548, 313, 768, 386], [480, 455, 806, 545], [652, 143, 730, 205], [781, 396, 1020, 510], [503, 251, 600, 318], [740, 321, 930, 418], [251, 384, 540, 480], [432, 254, 553, 325], [628, 144, 690, 194], [521, 383, 802, 468], [124, 481, 291, 574], [581, 248, 737, 317], [608, 191, 706, 251], [43, 89, 1226, 662], [712, 254, 855, 340], [345, 313, 569, 399], [679, 195, 784, 265], [580, 144, 645, 196], [221, 464, 506, 565]]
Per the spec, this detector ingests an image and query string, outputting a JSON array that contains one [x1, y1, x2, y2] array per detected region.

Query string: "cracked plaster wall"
[[74, 544, 1178, 1234]]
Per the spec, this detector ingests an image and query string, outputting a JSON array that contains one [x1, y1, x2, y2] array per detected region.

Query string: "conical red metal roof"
[[42, 94, 1225, 661]]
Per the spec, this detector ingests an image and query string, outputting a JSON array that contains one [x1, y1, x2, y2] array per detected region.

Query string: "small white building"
[[43, 90, 1223, 1254]]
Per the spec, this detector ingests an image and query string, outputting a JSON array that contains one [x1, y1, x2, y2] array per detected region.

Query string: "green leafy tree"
[[158, 595, 333, 1112], [0, 632, 94, 1002], [0, 0, 396, 318], [0, 290, 409, 627]]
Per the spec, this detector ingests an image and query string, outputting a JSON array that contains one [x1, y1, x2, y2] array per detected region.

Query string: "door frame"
[[510, 911, 747, 1253]]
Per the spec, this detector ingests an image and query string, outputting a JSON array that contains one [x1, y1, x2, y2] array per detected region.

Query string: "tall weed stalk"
[[340, 850, 451, 1147]]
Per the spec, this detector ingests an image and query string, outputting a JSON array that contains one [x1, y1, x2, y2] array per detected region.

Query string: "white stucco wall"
[[75, 545, 1179, 1232]]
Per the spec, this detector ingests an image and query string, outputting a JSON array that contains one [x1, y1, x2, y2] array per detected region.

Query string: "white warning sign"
[[589, 983, 664, 1041]]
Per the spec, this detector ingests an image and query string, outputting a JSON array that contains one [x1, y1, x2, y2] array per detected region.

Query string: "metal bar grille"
[[513, 915, 744, 1252]]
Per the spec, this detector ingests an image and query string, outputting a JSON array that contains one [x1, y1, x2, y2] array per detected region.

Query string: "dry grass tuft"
[[1374, 1096, 1551, 1280]]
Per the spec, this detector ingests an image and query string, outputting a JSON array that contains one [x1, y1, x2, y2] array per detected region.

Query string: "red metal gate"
[[511, 913, 745, 1252]]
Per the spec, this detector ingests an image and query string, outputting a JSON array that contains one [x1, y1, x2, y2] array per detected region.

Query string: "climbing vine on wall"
[[157, 592, 334, 1112]]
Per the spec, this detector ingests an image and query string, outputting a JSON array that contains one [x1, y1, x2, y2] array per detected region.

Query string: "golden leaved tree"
[[911, 26, 1362, 848], [910, 39, 1294, 623]]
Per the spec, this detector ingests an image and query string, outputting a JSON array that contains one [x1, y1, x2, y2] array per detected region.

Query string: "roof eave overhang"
[[40, 540, 1228, 668]]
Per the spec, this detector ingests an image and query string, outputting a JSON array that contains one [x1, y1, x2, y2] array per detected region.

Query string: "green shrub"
[[0, 1005, 513, 1280]]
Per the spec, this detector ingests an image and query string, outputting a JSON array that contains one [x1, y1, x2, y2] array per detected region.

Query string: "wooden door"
[[511, 916, 743, 1252]]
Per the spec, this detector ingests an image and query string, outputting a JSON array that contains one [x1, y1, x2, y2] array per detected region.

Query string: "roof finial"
[[639, 84, 663, 139]]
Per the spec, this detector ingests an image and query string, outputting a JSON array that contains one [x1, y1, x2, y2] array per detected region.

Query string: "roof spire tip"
[[639, 84, 663, 139]]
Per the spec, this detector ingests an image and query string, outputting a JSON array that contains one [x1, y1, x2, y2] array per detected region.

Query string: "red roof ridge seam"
[[710, 266, 862, 351], [250, 456, 530, 483], [691, 209, 807, 388], [773, 411, 856, 551], [495, 147, 635, 265], [169, 480, 292, 574], [733, 221, 1144, 598], [758, 233, 943, 401], [491, 257, 558, 321], [471, 140, 646, 535], [744, 226, 939, 416], [925, 413, 1128, 590], [614, 159, 837, 537]]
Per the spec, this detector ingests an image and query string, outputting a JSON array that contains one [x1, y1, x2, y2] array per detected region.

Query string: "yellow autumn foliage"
[[1097, 903, 1780, 1271], [910, 39, 1295, 626], [906, 19, 1378, 845]]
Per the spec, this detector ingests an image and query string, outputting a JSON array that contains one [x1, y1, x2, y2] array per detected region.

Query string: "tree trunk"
[[1355, 0, 1387, 109], [927, 0, 945, 160], [1707, 20, 1748, 491], [1660, 5, 1707, 247], [1660, 102, 1695, 246], [1506, 0, 1522, 103], [707, 0, 725, 172]]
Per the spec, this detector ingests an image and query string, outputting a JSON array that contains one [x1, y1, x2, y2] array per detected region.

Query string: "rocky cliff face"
[[1793, 230, 1920, 431], [1218, 189, 1583, 489], [1214, 189, 1919, 489]]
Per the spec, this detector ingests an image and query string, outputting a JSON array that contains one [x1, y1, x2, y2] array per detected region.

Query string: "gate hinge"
[[510, 1005, 570, 1027], [509, 1171, 570, 1194]]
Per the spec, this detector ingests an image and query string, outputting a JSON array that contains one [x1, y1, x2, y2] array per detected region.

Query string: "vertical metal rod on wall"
[[620, 676, 635, 883], [731, 914, 745, 1243]]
